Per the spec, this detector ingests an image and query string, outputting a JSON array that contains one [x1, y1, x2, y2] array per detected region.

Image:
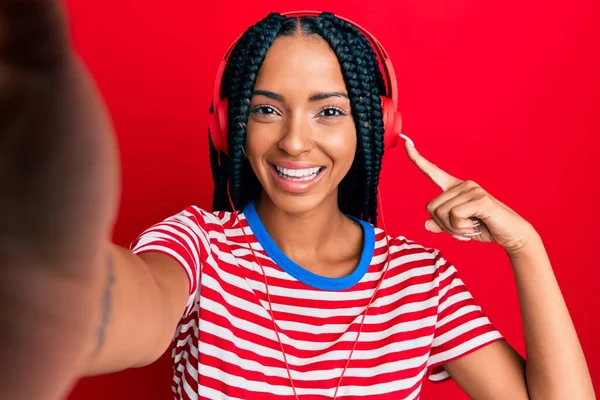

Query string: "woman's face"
[[245, 34, 357, 215]]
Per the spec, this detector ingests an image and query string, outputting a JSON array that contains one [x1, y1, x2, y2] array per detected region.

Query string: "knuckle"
[[481, 195, 494, 205], [435, 207, 446, 220], [449, 207, 462, 219], [469, 186, 486, 197], [463, 180, 479, 189], [449, 210, 465, 229], [426, 203, 435, 214]]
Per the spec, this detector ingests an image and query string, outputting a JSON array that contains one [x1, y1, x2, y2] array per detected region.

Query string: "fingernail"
[[463, 231, 483, 237], [399, 133, 415, 148], [425, 220, 430, 231], [453, 235, 472, 241]]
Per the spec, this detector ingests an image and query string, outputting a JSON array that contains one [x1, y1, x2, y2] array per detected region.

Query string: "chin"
[[265, 191, 332, 216]]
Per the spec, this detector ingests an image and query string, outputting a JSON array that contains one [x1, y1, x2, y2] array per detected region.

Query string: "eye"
[[318, 107, 347, 118], [251, 105, 279, 116]]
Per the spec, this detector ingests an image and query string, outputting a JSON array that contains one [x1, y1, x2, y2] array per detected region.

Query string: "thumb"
[[426, 219, 475, 242], [425, 219, 444, 233]]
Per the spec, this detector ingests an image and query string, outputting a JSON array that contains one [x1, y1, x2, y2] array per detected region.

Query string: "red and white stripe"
[[130, 206, 503, 399]]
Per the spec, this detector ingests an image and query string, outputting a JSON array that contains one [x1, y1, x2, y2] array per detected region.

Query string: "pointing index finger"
[[403, 139, 462, 191]]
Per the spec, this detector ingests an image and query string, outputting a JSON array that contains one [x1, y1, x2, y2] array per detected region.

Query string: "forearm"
[[82, 243, 175, 377], [508, 234, 595, 399]]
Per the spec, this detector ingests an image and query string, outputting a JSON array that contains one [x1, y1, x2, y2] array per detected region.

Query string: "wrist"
[[504, 228, 545, 261]]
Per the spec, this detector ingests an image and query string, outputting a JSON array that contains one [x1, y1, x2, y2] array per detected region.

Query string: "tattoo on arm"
[[92, 254, 115, 356]]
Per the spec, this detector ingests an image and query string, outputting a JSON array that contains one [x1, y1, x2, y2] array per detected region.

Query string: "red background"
[[64, 0, 599, 398]]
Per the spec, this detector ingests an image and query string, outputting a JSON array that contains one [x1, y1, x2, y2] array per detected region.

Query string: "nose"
[[278, 113, 313, 156]]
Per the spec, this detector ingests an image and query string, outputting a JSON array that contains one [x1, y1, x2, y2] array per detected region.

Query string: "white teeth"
[[274, 165, 322, 180]]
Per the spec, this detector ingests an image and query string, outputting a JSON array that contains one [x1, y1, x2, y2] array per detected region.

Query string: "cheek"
[[320, 124, 357, 170], [245, 123, 272, 176], [245, 121, 259, 148], [245, 120, 280, 152]]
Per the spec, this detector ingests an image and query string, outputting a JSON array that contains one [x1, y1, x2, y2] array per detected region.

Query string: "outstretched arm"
[[0, 1, 190, 398]]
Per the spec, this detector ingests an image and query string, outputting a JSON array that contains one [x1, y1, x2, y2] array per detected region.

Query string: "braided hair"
[[209, 12, 388, 225]]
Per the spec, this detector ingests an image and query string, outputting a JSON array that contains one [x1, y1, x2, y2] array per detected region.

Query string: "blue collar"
[[242, 201, 375, 291]]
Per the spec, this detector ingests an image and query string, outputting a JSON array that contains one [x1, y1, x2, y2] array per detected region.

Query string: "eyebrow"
[[252, 90, 284, 101], [309, 91, 349, 102], [251, 90, 349, 102]]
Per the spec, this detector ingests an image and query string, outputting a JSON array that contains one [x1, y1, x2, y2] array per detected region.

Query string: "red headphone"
[[208, 10, 403, 155]]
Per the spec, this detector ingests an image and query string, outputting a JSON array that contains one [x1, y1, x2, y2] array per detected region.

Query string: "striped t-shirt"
[[130, 200, 503, 400]]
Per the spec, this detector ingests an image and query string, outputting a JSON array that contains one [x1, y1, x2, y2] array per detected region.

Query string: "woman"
[[0, 3, 594, 400]]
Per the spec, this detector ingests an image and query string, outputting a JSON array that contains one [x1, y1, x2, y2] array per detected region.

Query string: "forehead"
[[254, 35, 347, 94]]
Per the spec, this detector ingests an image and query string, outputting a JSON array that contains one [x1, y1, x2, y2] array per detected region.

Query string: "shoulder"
[[131, 206, 241, 249], [162, 206, 240, 231]]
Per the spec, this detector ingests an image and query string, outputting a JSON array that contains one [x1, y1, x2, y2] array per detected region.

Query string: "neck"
[[254, 191, 348, 257]]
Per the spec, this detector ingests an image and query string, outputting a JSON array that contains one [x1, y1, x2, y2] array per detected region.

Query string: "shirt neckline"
[[242, 200, 375, 291]]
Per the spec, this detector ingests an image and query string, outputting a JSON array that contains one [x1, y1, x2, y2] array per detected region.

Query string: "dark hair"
[[209, 12, 387, 225]]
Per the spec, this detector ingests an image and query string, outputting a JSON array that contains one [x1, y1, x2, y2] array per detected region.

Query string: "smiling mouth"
[[271, 164, 325, 181]]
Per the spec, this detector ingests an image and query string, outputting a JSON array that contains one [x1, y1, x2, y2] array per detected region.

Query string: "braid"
[[320, 13, 387, 96], [208, 127, 228, 211], [209, 12, 386, 224], [318, 13, 387, 224], [313, 15, 384, 223], [228, 14, 285, 210], [209, 13, 285, 211]]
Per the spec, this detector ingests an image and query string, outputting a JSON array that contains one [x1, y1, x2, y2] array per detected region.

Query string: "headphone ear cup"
[[209, 98, 229, 154], [208, 105, 222, 153], [217, 98, 229, 150], [380, 96, 402, 150]]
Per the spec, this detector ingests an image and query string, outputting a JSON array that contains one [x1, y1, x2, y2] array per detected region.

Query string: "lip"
[[268, 163, 326, 194]]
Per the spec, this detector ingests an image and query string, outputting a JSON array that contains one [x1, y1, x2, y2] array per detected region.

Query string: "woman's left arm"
[[402, 140, 596, 400], [446, 234, 594, 400]]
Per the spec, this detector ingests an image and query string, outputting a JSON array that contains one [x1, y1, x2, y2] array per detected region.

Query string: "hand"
[[402, 137, 539, 254], [0, 0, 118, 263]]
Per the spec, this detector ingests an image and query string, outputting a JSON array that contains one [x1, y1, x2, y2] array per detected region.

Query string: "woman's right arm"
[[82, 244, 190, 377], [0, 1, 191, 398]]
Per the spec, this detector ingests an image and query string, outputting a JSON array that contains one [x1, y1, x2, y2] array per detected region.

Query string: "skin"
[[247, 33, 364, 278], [0, 2, 594, 398]]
